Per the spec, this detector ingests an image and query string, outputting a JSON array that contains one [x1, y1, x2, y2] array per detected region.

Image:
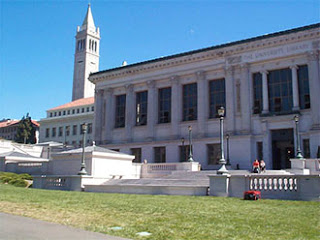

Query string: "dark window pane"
[[154, 147, 166, 163], [131, 148, 141, 163], [209, 79, 226, 118], [207, 144, 220, 165], [298, 65, 310, 109], [115, 95, 126, 128], [183, 83, 197, 121], [158, 87, 171, 123], [136, 91, 148, 126], [180, 145, 190, 162], [268, 68, 293, 114], [252, 73, 262, 114]]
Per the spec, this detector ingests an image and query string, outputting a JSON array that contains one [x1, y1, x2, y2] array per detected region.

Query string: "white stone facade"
[[39, 101, 94, 146], [90, 24, 320, 171]]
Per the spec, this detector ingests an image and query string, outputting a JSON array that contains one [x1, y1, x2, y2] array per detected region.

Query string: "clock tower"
[[72, 4, 100, 101]]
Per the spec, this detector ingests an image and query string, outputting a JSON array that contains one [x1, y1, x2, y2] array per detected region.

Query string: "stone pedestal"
[[208, 174, 230, 197], [289, 158, 310, 175]]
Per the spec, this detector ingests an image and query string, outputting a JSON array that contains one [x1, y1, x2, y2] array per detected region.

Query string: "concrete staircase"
[[84, 169, 294, 195]]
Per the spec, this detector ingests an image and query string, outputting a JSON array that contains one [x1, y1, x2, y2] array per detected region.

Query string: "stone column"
[[147, 80, 156, 140], [104, 88, 113, 143], [261, 70, 269, 114], [307, 51, 320, 129], [196, 71, 207, 138], [125, 84, 134, 142], [240, 63, 251, 133], [224, 66, 235, 133], [171, 76, 180, 139], [94, 89, 104, 144], [290, 65, 300, 111]]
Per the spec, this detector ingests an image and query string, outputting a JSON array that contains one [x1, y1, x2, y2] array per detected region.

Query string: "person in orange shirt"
[[252, 159, 260, 173]]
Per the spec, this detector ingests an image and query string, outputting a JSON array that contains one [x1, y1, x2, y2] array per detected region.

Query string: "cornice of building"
[[90, 23, 320, 83]]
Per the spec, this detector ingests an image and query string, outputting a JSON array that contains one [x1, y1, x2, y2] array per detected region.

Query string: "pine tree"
[[15, 113, 36, 144]]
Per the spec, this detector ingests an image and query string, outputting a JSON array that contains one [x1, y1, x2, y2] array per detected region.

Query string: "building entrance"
[[271, 129, 294, 170]]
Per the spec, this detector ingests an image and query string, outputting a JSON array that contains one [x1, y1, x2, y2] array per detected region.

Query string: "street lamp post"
[[181, 137, 185, 146], [217, 107, 229, 174], [226, 134, 230, 165], [294, 115, 303, 159], [78, 123, 88, 175], [188, 126, 194, 162], [64, 126, 69, 148]]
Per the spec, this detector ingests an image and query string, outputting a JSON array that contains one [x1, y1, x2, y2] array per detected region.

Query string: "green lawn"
[[0, 184, 319, 240]]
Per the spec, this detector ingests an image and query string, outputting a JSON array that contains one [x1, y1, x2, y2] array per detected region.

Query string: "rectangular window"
[[82, 108, 85, 113], [72, 125, 77, 135], [154, 147, 166, 163], [72, 109, 75, 114], [58, 127, 63, 137], [91, 106, 94, 111], [63, 111, 66, 115], [50, 113, 53, 117], [256, 142, 263, 160], [252, 73, 263, 114], [268, 68, 293, 114], [87, 123, 92, 134], [45, 128, 49, 138], [131, 148, 142, 163], [77, 109, 80, 113], [136, 91, 148, 126], [207, 144, 220, 165], [66, 126, 70, 136], [298, 65, 310, 109], [183, 83, 197, 121], [179, 145, 190, 162], [303, 139, 310, 158], [115, 95, 126, 128], [54, 112, 57, 117], [87, 107, 90, 112], [58, 111, 61, 116], [209, 79, 226, 118], [52, 127, 56, 137], [158, 87, 171, 124], [67, 110, 70, 115]]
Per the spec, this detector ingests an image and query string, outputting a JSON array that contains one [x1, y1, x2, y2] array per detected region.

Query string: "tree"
[[15, 113, 36, 144]]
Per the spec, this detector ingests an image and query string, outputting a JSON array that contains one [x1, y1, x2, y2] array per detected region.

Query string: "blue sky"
[[0, 0, 319, 121]]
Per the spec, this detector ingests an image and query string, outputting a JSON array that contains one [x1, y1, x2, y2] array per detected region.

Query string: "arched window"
[[94, 41, 97, 52], [91, 41, 94, 51], [89, 39, 91, 50]]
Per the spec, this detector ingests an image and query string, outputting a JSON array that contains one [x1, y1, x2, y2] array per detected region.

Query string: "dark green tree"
[[15, 113, 36, 144]]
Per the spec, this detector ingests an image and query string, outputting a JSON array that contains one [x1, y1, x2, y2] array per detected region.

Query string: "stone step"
[[101, 178, 209, 187]]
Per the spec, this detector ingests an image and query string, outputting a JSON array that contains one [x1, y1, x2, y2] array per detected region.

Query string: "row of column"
[[95, 70, 242, 144], [94, 51, 320, 144]]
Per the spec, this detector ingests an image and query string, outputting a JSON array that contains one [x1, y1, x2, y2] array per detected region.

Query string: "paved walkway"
[[0, 212, 130, 240]]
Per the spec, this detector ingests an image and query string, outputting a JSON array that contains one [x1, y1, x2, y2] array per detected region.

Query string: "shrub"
[[0, 172, 31, 187], [8, 178, 28, 187]]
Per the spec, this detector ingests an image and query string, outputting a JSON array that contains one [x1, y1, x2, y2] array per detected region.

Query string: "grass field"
[[0, 184, 319, 240]]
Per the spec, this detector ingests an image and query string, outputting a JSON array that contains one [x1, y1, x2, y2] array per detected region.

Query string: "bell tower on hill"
[[72, 4, 100, 101]]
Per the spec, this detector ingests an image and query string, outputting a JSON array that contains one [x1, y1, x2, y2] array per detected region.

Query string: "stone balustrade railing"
[[249, 176, 298, 191], [209, 174, 320, 201]]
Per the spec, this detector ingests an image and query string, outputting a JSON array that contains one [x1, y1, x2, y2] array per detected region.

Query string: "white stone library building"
[[39, 4, 100, 146], [90, 23, 320, 170]]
